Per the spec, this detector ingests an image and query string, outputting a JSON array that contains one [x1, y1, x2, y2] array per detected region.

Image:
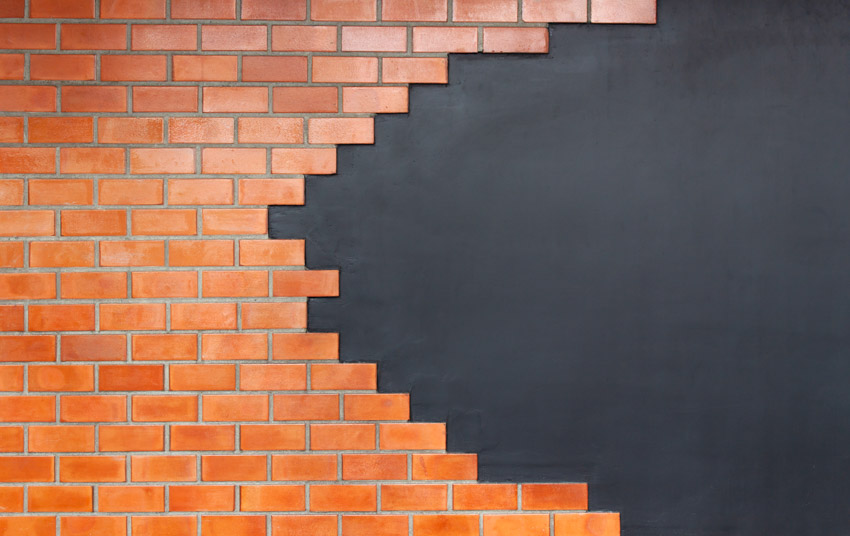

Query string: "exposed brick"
[[342, 454, 408, 480], [0, 517, 55, 536], [29, 117, 94, 143], [0, 179, 23, 205], [99, 364, 164, 391], [310, 423, 375, 450], [203, 147, 267, 174], [240, 363, 307, 390], [132, 271, 198, 298], [99, 486, 164, 512], [170, 118, 235, 143], [238, 118, 303, 144], [100, 240, 166, 267], [170, 485, 235, 511], [133, 86, 199, 112], [344, 393, 410, 420], [343, 86, 409, 113], [523, 0, 587, 22], [453, 0, 517, 21], [484, 515, 549, 536], [0, 364, 24, 390], [0, 456, 54, 482], [132, 334, 198, 361], [0, 395, 54, 422], [172, 0, 236, 19], [313, 56, 378, 83], [0, 242, 25, 268], [99, 425, 164, 451], [484, 27, 549, 53], [200, 516, 267, 536], [312, 363, 376, 390], [241, 485, 305, 511], [0, 54, 24, 79], [202, 25, 267, 50], [591, 0, 656, 24], [130, 148, 196, 174], [413, 27, 479, 53], [203, 87, 269, 113], [414, 515, 479, 536], [172, 424, 235, 451], [61, 86, 126, 112], [0, 486, 24, 510], [380, 423, 446, 450], [132, 516, 197, 536], [272, 454, 337, 481], [30, 0, 94, 18], [383, 484, 448, 511], [169, 240, 235, 266], [271, 147, 337, 174], [60, 147, 125, 174], [61, 210, 125, 236], [240, 239, 304, 266], [202, 454, 267, 481], [29, 364, 94, 391], [383, 57, 448, 83], [131, 455, 197, 482], [202, 394, 269, 421], [202, 271, 268, 298], [100, 303, 167, 331], [60, 272, 127, 299], [0, 0, 24, 17], [273, 270, 339, 297], [59, 455, 125, 482], [99, 179, 164, 205], [238, 178, 304, 206], [132, 395, 198, 422], [272, 26, 337, 51], [309, 117, 374, 144], [101, 0, 166, 19], [243, 0, 307, 20], [273, 332, 339, 360], [311, 484, 377, 512], [342, 515, 409, 536], [29, 304, 95, 332], [173, 55, 239, 81], [172, 302, 237, 330], [383, 0, 448, 20], [61, 24, 127, 50], [170, 364, 236, 391], [0, 148, 55, 173], [343, 26, 407, 52], [242, 302, 307, 329], [412, 453, 478, 480], [131, 208, 197, 235], [61, 334, 127, 361], [554, 513, 620, 536], [0, 273, 56, 299], [522, 483, 589, 510], [0, 117, 24, 142], [28, 485, 92, 512], [29, 425, 94, 452], [102, 54, 167, 81], [0, 23, 56, 49], [274, 394, 339, 420], [29, 179, 94, 206], [31, 54, 95, 80], [273, 86, 338, 113], [99, 117, 163, 144], [312, 0, 376, 21], [454, 484, 518, 510], [132, 24, 197, 50], [241, 424, 305, 451], [30, 241, 95, 267], [60, 395, 126, 422], [272, 516, 337, 536]]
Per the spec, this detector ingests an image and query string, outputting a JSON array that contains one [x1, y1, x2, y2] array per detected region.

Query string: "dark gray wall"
[[271, 2, 850, 534]]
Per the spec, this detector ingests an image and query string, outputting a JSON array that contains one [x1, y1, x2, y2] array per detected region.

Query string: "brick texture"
[[0, 0, 652, 530]]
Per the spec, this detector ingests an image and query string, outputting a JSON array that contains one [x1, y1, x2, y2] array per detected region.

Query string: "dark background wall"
[[271, 2, 850, 534]]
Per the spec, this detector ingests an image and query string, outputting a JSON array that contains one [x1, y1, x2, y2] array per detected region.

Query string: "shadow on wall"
[[271, 1, 850, 534]]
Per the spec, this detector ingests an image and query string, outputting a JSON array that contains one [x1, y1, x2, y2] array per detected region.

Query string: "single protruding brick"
[[522, 483, 589, 511], [273, 270, 339, 297], [591, 0, 656, 23], [483, 27, 549, 53], [344, 393, 410, 421]]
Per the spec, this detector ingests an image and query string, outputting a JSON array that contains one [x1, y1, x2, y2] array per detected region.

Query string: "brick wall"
[[0, 0, 654, 534]]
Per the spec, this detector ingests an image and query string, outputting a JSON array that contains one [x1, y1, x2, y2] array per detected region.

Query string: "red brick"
[[172, 0, 235, 19], [61, 86, 125, 112], [29, 179, 93, 205], [0, 179, 23, 205], [0, 117, 24, 142], [241, 424, 305, 451], [29, 425, 94, 452], [31, 54, 95, 80], [272, 454, 336, 481], [202, 208, 266, 235], [0, 0, 24, 17], [202, 25, 266, 50], [311, 363, 375, 390], [240, 56, 307, 83], [131, 455, 197, 482], [132, 517, 196, 536], [554, 513, 620, 536], [172, 303, 237, 330], [274, 394, 338, 421], [132, 271, 197, 298], [203, 87, 268, 113], [132, 24, 197, 50], [99, 486, 164, 512], [100, 303, 166, 331], [345, 393, 409, 420], [243, 0, 306, 20], [169, 118, 234, 143], [100, 240, 166, 266], [380, 423, 445, 450], [133, 86, 198, 112], [98, 117, 163, 144], [273, 332, 338, 360], [414, 515, 479, 536], [29, 304, 95, 332], [523, 0, 586, 21], [484, 27, 549, 53], [342, 454, 407, 480], [0, 148, 55, 173], [311, 484, 376, 512], [240, 239, 304, 266], [0, 517, 55, 536], [522, 483, 588, 510], [413, 26, 478, 52], [273, 86, 338, 113], [383, 484, 447, 511], [274, 270, 339, 297], [271, 148, 337, 174], [30, 0, 93, 17], [99, 425, 164, 451], [0, 486, 23, 510], [101, 0, 165, 18], [201, 516, 266, 536], [131, 209, 197, 236], [0, 395, 54, 422], [0, 364, 24, 390], [29, 117, 93, 143], [591, 0, 656, 23], [383, 0, 447, 20], [61, 210, 124, 237], [30, 241, 94, 267], [60, 456, 125, 482], [412, 453, 478, 480], [202, 147, 267, 174], [0, 456, 54, 482], [29, 364, 94, 391], [484, 515, 549, 536], [0, 23, 55, 49], [309, 117, 374, 144], [170, 485, 235, 511], [241, 485, 305, 511], [312, 0, 376, 20], [173, 55, 238, 81], [0, 54, 24, 79], [454, 0, 516, 20], [202, 271, 268, 298], [343, 86, 409, 113], [202, 455, 267, 481], [60, 273, 126, 299], [343, 26, 407, 52], [172, 424, 235, 451], [61, 24, 127, 49], [272, 26, 336, 51], [202, 394, 269, 421], [313, 56, 378, 83], [132, 395, 198, 422], [0, 306, 24, 333], [130, 148, 195, 174], [28, 485, 92, 512], [61, 334, 126, 361], [0, 274, 56, 299], [454, 484, 518, 510], [100, 364, 164, 391], [272, 516, 336, 536], [311, 423, 375, 450], [0, 242, 25, 268], [60, 147, 125, 174], [170, 364, 236, 391], [242, 302, 306, 330], [0, 86, 56, 111], [99, 179, 163, 205], [169, 240, 234, 266], [60, 395, 126, 422], [383, 57, 448, 83], [241, 363, 306, 390], [238, 178, 304, 206], [132, 334, 198, 361]]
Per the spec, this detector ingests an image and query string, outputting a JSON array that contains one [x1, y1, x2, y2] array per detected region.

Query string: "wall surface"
[[271, 1, 850, 534]]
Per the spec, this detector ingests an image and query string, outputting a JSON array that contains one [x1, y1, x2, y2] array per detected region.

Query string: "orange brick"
[[238, 178, 304, 206], [0, 86, 55, 112], [202, 147, 267, 174], [383, 57, 447, 83], [241, 424, 305, 451], [202, 394, 269, 421], [29, 179, 93, 206], [383, 0, 447, 20], [201, 516, 266, 536], [60, 395, 126, 422], [28, 485, 92, 512], [202, 332, 268, 360], [132, 334, 197, 361], [0, 456, 54, 482], [522, 483, 588, 510], [61, 334, 126, 361], [274, 270, 339, 297], [169, 179, 234, 205], [310, 423, 375, 450], [0, 486, 23, 511], [0, 0, 23, 16], [0, 306, 24, 332], [30, 241, 94, 267], [0, 210, 54, 237], [484, 27, 548, 53], [413, 26, 478, 52], [100, 303, 166, 331], [0, 242, 25, 268], [62, 86, 126, 112], [0, 117, 24, 141], [131, 209, 197, 236], [342, 453, 407, 480], [313, 56, 378, 83], [342, 26, 407, 52], [273, 86, 338, 113], [30, 0, 94, 17], [239, 239, 304, 266], [172, 424, 235, 451], [0, 364, 24, 390], [202, 208, 266, 235], [61, 272, 127, 299], [101, 0, 165, 18], [29, 304, 94, 332], [170, 485, 235, 511], [29, 364, 94, 391], [312, 0, 375, 20], [29, 117, 93, 143], [274, 516, 338, 536], [102, 54, 167, 81], [172, 0, 235, 19], [132, 395, 198, 422], [100, 240, 165, 267], [173, 55, 238, 81], [311, 484, 376, 512], [62, 210, 125, 236], [203, 26, 268, 52], [241, 485, 304, 511], [61, 23, 127, 49], [100, 364, 164, 391], [272, 26, 335, 51], [414, 515, 479, 536], [99, 179, 163, 205], [99, 117, 163, 144], [591, 0, 656, 23], [132, 24, 197, 50], [274, 394, 338, 421], [0, 23, 55, 49], [29, 425, 94, 452], [0, 148, 54, 173], [202, 454, 267, 481], [309, 117, 374, 144], [273, 332, 338, 360], [0, 274, 56, 299], [380, 423, 445, 450], [172, 303, 237, 330], [99, 486, 164, 512], [242, 56, 308, 83], [272, 454, 336, 481], [0, 426, 23, 451], [169, 240, 234, 266], [132, 272, 197, 298], [60, 147, 125, 174], [204, 87, 268, 113], [413, 453, 478, 480], [0, 517, 55, 536], [554, 513, 620, 536], [238, 118, 303, 144], [312, 363, 376, 390], [169, 118, 234, 143], [483, 516, 549, 536], [383, 484, 447, 511], [0, 179, 23, 205], [243, 0, 306, 19], [170, 364, 236, 391], [130, 148, 196, 174], [454, 484, 517, 510], [132, 516, 197, 536], [133, 86, 199, 112], [242, 302, 306, 330], [342, 515, 408, 536], [240, 363, 306, 390], [61, 517, 127, 536], [31, 54, 94, 80], [59, 455, 125, 482], [343, 86, 408, 113], [344, 394, 409, 421], [202, 271, 268, 298], [99, 425, 164, 452], [454, 0, 516, 20], [523, 0, 586, 21], [131, 455, 197, 482]]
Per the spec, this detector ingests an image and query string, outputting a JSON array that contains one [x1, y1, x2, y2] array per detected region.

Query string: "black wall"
[[270, 2, 850, 534]]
